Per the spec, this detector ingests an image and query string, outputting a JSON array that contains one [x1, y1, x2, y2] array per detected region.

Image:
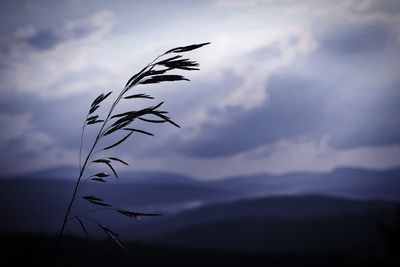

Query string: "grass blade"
[[105, 161, 118, 179], [91, 177, 106, 182], [108, 157, 129, 166], [76, 216, 88, 237], [123, 128, 154, 136], [93, 172, 109, 178], [117, 210, 162, 220], [123, 93, 154, 99], [105, 230, 126, 251], [164, 42, 210, 54], [140, 75, 189, 84], [88, 200, 110, 207], [103, 132, 133, 150], [83, 195, 103, 201], [93, 159, 118, 179]]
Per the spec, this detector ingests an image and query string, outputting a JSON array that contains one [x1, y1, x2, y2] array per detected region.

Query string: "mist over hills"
[[8, 165, 400, 199], [1, 167, 399, 253]]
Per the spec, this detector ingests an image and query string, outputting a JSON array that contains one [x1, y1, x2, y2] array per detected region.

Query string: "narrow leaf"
[[103, 120, 132, 136], [147, 69, 170, 75], [87, 119, 104, 125], [88, 200, 110, 207], [105, 230, 126, 251], [125, 66, 148, 88], [87, 115, 99, 121], [138, 117, 167, 124], [159, 59, 199, 70], [89, 92, 112, 114], [150, 112, 180, 128], [93, 172, 109, 178], [76, 216, 88, 237], [103, 132, 133, 150], [164, 118, 180, 128], [89, 105, 100, 115], [91, 178, 106, 182], [164, 42, 210, 54], [91, 94, 104, 108], [102, 91, 112, 102], [93, 159, 118, 179], [117, 210, 162, 220], [155, 55, 182, 65], [105, 161, 118, 179], [97, 223, 119, 237], [83, 195, 103, 201], [104, 117, 134, 136], [151, 101, 164, 111], [108, 157, 129, 166], [111, 111, 137, 119], [123, 93, 154, 100], [140, 75, 189, 84], [123, 128, 154, 136], [93, 159, 111, 164], [83, 196, 110, 206]]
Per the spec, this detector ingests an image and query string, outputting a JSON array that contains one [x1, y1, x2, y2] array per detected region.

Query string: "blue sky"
[[0, 0, 400, 179]]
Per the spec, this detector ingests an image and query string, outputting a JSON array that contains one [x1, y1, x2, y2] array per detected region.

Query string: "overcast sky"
[[0, 0, 399, 180]]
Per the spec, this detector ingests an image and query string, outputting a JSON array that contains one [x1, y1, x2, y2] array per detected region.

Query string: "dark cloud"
[[355, 0, 400, 16], [25, 26, 93, 50], [180, 73, 330, 157], [26, 30, 62, 50], [327, 81, 400, 149], [317, 22, 393, 55], [179, 70, 400, 158], [23, 15, 104, 50]]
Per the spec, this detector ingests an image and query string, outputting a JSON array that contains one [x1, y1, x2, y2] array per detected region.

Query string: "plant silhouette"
[[56, 42, 210, 251]]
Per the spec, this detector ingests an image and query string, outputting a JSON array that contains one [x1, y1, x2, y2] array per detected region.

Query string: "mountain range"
[[1, 166, 399, 252]]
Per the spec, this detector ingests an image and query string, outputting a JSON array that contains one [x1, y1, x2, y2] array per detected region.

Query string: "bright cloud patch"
[[0, 112, 75, 175], [0, 10, 115, 98]]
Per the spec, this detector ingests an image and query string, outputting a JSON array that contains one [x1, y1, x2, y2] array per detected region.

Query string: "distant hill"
[[209, 167, 400, 200], [0, 176, 229, 233], [7, 165, 400, 200], [1, 166, 400, 248], [136, 195, 399, 252]]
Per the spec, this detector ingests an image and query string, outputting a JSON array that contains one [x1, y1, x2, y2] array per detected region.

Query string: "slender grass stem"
[[55, 42, 209, 253]]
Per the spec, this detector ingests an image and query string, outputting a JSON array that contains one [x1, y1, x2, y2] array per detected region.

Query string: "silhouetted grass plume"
[[56, 42, 210, 251]]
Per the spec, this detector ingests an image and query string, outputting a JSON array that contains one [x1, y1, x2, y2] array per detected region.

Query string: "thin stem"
[[56, 90, 125, 252], [56, 109, 112, 252], [79, 112, 89, 172], [56, 52, 166, 253]]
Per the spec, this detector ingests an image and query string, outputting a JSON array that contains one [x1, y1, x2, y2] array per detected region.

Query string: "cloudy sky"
[[0, 0, 399, 180]]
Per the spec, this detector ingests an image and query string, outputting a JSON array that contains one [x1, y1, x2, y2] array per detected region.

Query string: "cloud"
[[172, 24, 317, 143], [122, 137, 400, 180], [178, 73, 327, 157], [351, 0, 400, 16], [177, 47, 400, 158], [1, 0, 399, 178], [174, 0, 400, 143], [0, 112, 75, 176], [17, 8, 114, 51], [214, 0, 262, 9], [0, 9, 115, 98], [170, 16, 400, 158], [219, 27, 316, 110], [317, 22, 394, 55]]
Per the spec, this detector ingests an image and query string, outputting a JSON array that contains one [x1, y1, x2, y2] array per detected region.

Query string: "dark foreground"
[[1, 233, 399, 267]]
